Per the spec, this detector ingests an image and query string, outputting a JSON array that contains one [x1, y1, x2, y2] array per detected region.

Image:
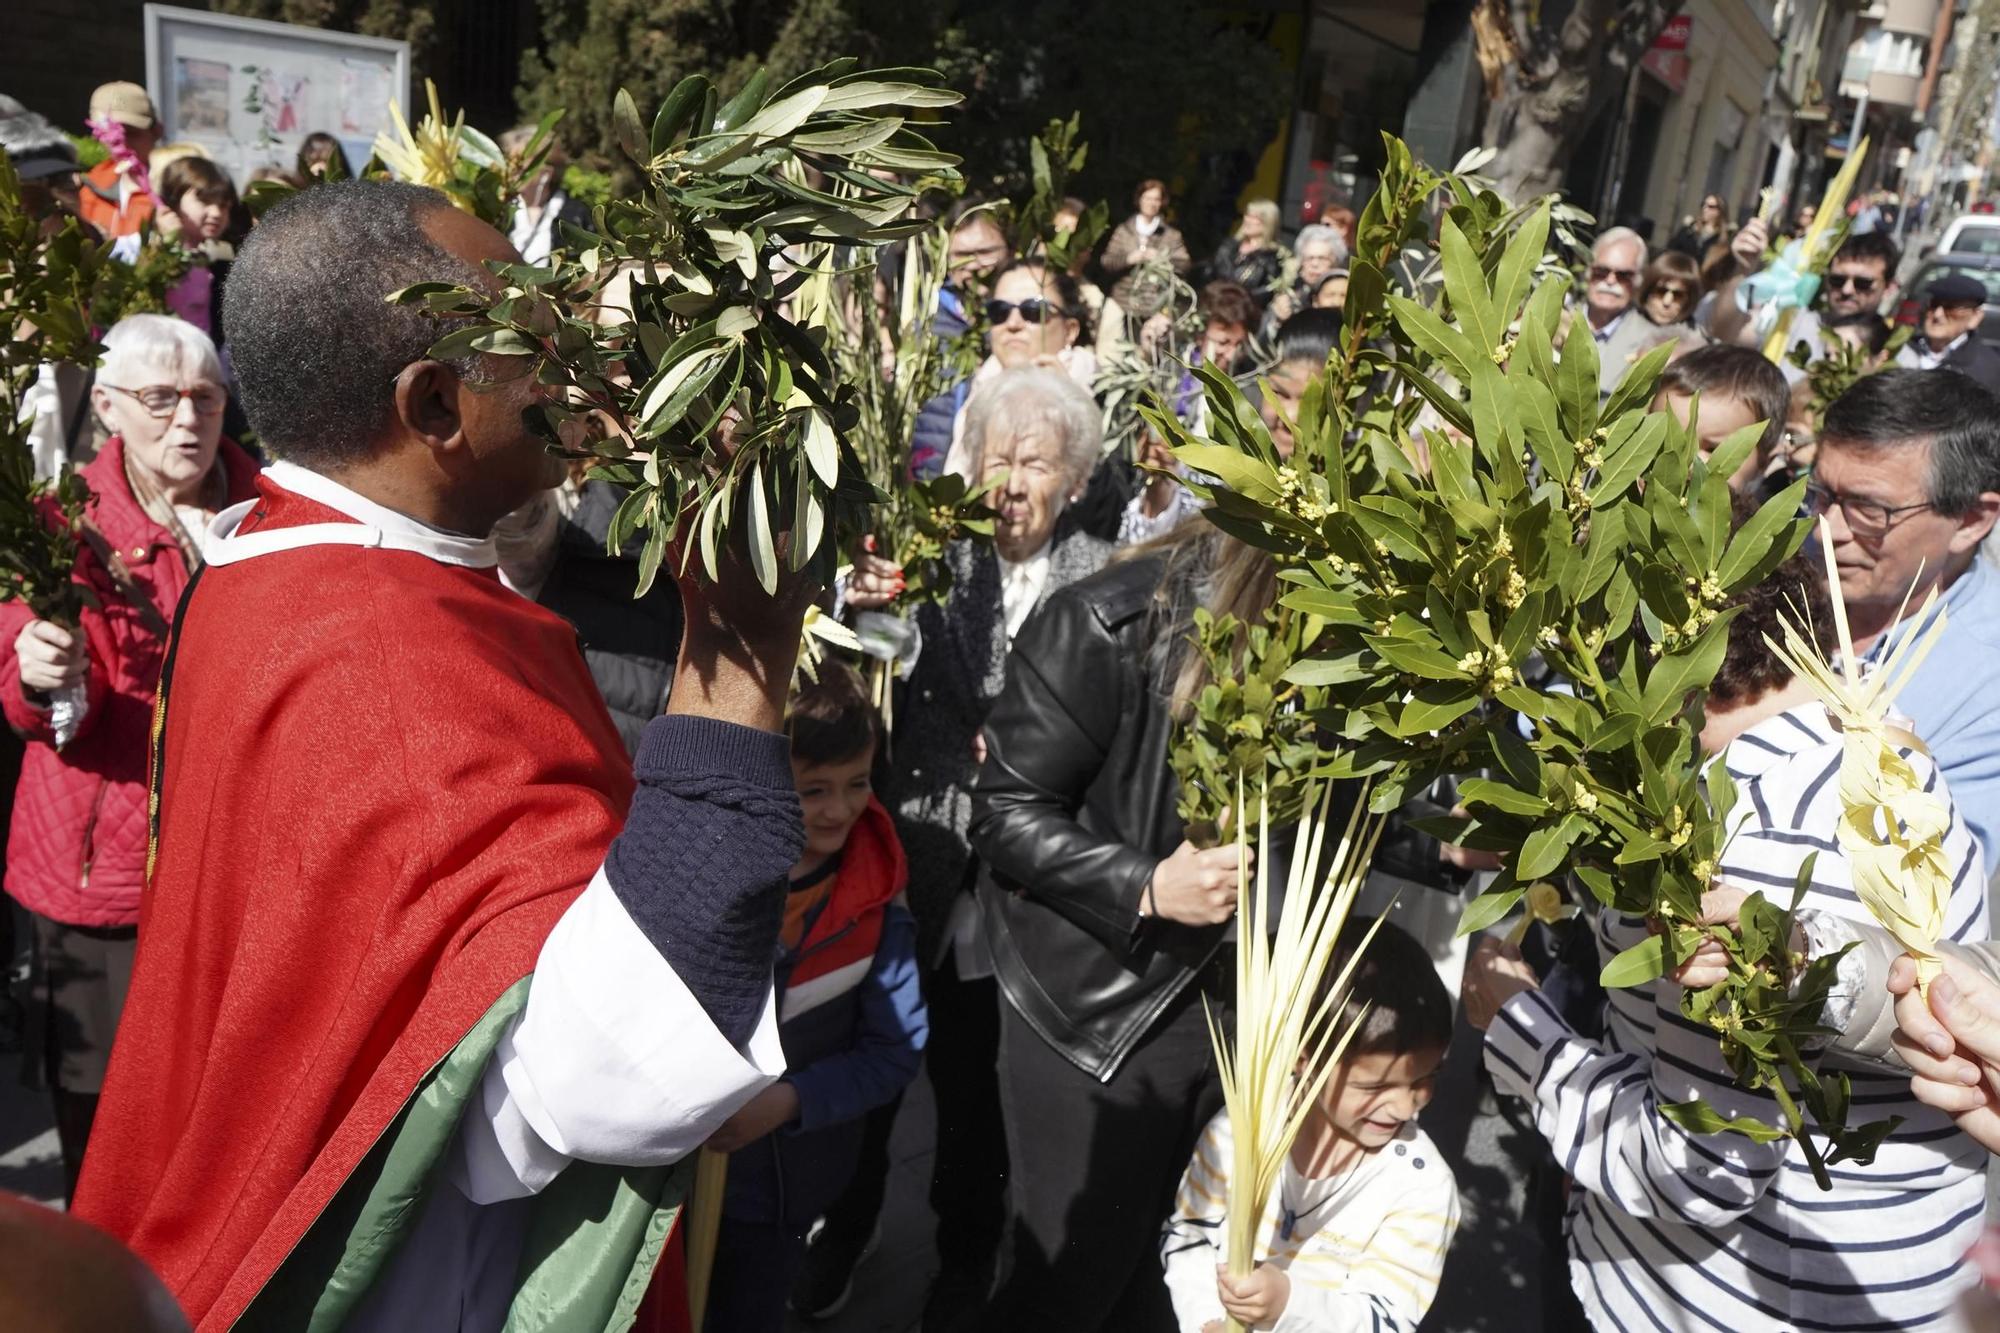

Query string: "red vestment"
[[72, 478, 636, 1328]]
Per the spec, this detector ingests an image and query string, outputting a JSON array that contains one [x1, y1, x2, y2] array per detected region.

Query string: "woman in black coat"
[[1206, 197, 1286, 304], [966, 314, 1341, 1331], [795, 366, 1113, 1325]]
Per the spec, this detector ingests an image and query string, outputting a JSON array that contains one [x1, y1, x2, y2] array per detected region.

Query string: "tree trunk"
[[1470, 0, 1674, 206]]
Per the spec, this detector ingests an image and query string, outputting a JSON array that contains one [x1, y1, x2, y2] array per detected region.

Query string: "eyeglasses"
[[1589, 265, 1639, 287], [1826, 273, 1881, 295], [104, 383, 227, 419], [986, 297, 1070, 326], [1803, 480, 1934, 536]]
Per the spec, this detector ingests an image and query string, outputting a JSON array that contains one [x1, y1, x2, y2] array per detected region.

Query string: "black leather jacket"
[[970, 554, 1225, 1082]]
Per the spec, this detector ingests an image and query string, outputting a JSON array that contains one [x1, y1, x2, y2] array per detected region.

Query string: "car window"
[[1918, 264, 2000, 304], [1944, 221, 2000, 255]]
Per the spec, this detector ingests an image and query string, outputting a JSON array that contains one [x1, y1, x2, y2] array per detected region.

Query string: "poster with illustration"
[[143, 3, 408, 187]]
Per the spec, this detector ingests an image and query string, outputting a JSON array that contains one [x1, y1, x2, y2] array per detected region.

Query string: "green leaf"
[[1364, 633, 1471, 681], [1283, 652, 1370, 686], [1172, 442, 1282, 501], [1388, 294, 1479, 376], [1640, 616, 1734, 724], [1555, 319, 1599, 428], [1492, 203, 1549, 323], [1658, 1099, 1790, 1143], [792, 118, 907, 155], [612, 88, 645, 163], [1458, 777, 1549, 818], [816, 80, 962, 114], [1599, 934, 1670, 988], [747, 458, 777, 595], [1587, 412, 1668, 508], [1716, 476, 1810, 591], [1518, 813, 1589, 879], [1458, 885, 1527, 938], [1394, 684, 1481, 736], [1602, 340, 1677, 422], [634, 527, 666, 598], [1700, 419, 1767, 499], [1438, 217, 1499, 357], [731, 86, 832, 142], [652, 75, 708, 153], [712, 68, 771, 133]]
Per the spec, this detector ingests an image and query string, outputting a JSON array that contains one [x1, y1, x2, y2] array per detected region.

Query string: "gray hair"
[[226, 178, 488, 468], [963, 366, 1102, 491], [1593, 225, 1648, 268], [1295, 223, 1348, 264], [100, 313, 223, 387]]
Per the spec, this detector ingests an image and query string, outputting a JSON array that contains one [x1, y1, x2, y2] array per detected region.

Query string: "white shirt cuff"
[[451, 869, 785, 1204]]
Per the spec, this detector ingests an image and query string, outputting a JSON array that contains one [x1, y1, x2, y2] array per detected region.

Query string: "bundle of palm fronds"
[[1207, 785, 1387, 1332], [1763, 521, 1952, 993]]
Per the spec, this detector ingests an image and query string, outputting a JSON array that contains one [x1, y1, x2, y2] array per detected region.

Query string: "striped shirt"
[[1485, 703, 1989, 1332], [1161, 1104, 1459, 1332]]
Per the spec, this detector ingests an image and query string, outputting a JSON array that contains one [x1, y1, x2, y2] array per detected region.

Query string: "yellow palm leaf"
[[1210, 784, 1385, 1333], [1761, 518, 1951, 992]]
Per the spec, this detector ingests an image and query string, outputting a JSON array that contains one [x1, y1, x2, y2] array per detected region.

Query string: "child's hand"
[[707, 1081, 801, 1153], [1216, 1262, 1290, 1328], [1462, 937, 1538, 1030]]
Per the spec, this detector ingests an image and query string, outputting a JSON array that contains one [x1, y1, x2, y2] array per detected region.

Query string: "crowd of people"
[[7, 72, 2000, 1333]]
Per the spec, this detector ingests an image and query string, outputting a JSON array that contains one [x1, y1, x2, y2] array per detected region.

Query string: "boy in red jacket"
[[702, 663, 928, 1331]]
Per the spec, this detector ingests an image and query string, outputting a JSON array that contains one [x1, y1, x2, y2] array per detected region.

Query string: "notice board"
[[143, 4, 409, 187]]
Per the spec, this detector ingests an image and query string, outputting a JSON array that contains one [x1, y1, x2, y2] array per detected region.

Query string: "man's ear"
[[392, 360, 466, 454], [1950, 491, 2000, 555]]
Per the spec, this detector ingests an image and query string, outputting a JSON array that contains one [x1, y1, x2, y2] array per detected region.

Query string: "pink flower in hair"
[[87, 115, 157, 205]]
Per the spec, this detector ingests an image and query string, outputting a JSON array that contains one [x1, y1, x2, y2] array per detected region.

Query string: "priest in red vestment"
[[70, 179, 813, 1331]]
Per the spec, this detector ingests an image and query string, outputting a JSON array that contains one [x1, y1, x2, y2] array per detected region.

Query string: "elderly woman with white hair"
[[1206, 197, 1286, 306], [804, 365, 1112, 1324], [1267, 221, 1349, 324], [0, 313, 258, 1200]]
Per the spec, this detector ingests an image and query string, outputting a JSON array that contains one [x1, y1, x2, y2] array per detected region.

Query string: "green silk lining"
[[238, 977, 690, 1330]]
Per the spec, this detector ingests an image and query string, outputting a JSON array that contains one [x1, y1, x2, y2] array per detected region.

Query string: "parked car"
[[1893, 253, 2000, 351], [1937, 214, 2000, 257]]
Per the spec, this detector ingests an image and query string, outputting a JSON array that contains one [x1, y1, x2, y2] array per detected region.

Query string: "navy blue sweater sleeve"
[[605, 714, 805, 1048], [786, 902, 929, 1133]]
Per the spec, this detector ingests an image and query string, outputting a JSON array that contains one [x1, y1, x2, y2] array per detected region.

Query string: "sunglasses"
[[986, 297, 1070, 326], [1650, 284, 1693, 300], [1826, 273, 1880, 294], [104, 382, 227, 419], [1589, 265, 1639, 286]]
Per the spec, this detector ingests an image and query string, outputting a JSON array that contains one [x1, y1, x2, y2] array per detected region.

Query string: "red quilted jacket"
[[0, 437, 259, 926]]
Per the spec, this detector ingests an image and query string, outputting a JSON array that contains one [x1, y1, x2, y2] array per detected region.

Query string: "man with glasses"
[[1579, 227, 1661, 394], [1710, 223, 1900, 363], [1810, 369, 2000, 873], [1894, 273, 2000, 395]]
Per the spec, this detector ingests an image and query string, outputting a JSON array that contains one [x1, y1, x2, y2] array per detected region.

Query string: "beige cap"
[[89, 82, 157, 131]]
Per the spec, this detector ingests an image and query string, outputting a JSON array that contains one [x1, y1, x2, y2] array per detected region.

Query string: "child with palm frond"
[[1161, 919, 1459, 1333]]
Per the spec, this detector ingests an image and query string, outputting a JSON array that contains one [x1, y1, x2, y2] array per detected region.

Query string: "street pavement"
[[0, 1066, 63, 1208]]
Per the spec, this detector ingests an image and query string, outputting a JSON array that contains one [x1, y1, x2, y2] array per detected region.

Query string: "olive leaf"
[[391, 61, 966, 595]]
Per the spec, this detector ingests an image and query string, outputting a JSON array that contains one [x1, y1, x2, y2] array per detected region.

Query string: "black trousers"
[[924, 962, 1009, 1267], [810, 960, 1010, 1268], [981, 977, 1224, 1332]]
